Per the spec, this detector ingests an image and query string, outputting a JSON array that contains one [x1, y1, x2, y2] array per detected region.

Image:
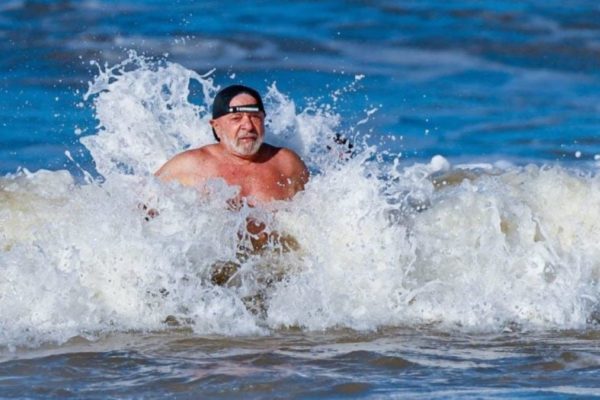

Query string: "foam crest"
[[401, 166, 600, 329], [2, 55, 600, 349], [269, 163, 600, 332], [1, 169, 270, 348]]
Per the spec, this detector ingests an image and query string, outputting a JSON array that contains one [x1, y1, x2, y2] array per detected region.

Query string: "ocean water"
[[2, 0, 600, 398]]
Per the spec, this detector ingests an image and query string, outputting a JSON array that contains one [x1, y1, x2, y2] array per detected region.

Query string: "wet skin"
[[155, 93, 309, 252]]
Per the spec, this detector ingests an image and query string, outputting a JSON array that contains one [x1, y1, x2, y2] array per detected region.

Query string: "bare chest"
[[216, 164, 294, 202]]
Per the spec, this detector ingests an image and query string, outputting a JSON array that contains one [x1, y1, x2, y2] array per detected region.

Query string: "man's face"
[[211, 93, 265, 158]]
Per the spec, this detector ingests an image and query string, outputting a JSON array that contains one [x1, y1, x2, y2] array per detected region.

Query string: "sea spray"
[[2, 53, 600, 350], [82, 52, 217, 177]]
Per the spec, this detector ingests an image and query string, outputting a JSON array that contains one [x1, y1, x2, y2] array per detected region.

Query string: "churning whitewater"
[[1, 54, 600, 349]]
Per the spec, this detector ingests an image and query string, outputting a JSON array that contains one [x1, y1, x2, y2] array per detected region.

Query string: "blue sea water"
[[2, 0, 600, 398], [3, 0, 600, 174]]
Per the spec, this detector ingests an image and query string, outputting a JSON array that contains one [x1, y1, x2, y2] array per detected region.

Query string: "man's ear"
[[210, 119, 221, 142]]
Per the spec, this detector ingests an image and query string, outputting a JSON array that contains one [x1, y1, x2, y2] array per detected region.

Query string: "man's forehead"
[[229, 92, 259, 106]]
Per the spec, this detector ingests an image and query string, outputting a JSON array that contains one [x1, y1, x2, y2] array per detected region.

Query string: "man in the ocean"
[[154, 84, 308, 272], [155, 84, 309, 204]]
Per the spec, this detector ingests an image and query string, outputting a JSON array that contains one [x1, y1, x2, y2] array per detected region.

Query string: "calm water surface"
[[3, 328, 600, 399]]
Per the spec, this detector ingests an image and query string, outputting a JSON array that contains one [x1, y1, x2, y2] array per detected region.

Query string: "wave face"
[[2, 54, 600, 349]]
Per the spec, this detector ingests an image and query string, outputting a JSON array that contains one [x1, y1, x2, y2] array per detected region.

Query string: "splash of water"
[[2, 52, 600, 349]]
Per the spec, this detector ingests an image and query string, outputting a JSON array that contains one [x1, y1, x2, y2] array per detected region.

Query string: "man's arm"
[[295, 157, 309, 192], [279, 148, 309, 195]]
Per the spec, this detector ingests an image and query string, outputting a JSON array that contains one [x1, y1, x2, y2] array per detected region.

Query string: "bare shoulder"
[[275, 147, 305, 167], [155, 145, 218, 184], [268, 145, 309, 185]]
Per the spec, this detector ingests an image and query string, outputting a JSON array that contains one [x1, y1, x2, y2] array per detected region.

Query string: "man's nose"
[[240, 114, 253, 128]]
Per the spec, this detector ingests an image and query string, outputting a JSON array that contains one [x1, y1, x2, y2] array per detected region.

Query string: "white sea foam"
[[2, 53, 600, 348]]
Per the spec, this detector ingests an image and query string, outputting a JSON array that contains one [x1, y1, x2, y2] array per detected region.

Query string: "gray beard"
[[224, 134, 263, 156]]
